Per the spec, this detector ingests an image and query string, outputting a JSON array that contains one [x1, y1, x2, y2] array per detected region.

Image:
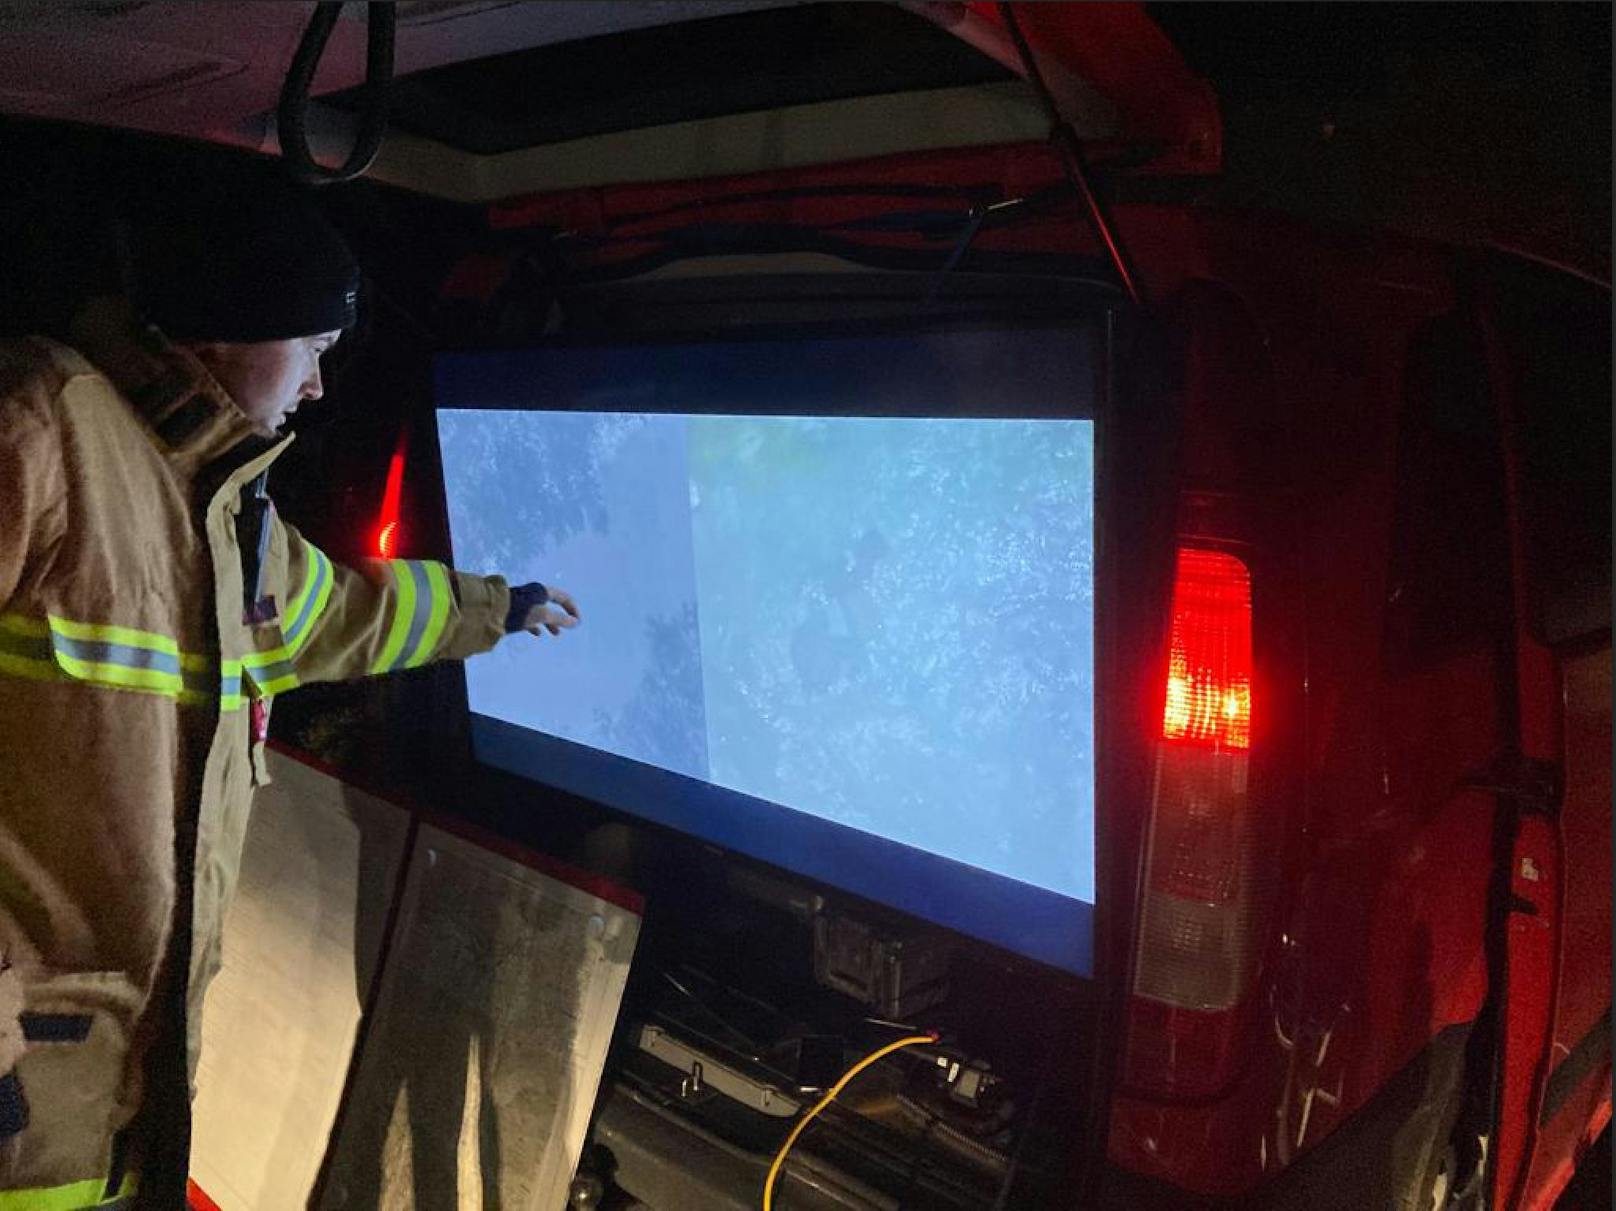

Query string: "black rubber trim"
[[1540, 1008, 1612, 1128]]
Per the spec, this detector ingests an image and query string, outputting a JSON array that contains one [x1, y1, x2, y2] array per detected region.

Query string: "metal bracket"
[[637, 1025, 801, 1118]]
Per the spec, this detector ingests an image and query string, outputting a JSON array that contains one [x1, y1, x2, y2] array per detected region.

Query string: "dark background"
[[1152, 2, 1611, 278]]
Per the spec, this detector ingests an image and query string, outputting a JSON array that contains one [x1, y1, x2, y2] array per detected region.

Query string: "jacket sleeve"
[[0, 345, 67, 613], [253, 514, 512, 691]]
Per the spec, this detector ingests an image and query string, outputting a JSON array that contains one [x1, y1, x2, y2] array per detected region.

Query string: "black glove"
[[504, 582, 550, 633]]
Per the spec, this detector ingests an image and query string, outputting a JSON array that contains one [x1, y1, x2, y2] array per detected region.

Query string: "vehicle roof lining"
[[320, 4, 1016, 156], [0, 1, 1195, 201]]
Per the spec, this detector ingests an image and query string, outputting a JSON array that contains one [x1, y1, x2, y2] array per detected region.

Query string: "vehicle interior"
[[0, 5, 1606, 1211]]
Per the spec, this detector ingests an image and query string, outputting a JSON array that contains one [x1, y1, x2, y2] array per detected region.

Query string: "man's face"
[[189, 331, 342, 434]]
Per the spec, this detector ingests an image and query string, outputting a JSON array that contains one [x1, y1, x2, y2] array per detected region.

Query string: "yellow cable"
[[762, 1032, 937, 1211]]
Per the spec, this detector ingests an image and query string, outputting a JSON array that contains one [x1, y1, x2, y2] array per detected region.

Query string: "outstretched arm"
[[241, 516, 576, 693]]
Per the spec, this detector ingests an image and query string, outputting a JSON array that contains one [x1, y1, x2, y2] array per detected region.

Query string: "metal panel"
[[318, 824, 640, 1210], [192, 749, 412, 1210]]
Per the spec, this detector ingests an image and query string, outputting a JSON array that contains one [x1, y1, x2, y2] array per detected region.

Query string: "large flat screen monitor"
[[435, 329, 1097, 974]]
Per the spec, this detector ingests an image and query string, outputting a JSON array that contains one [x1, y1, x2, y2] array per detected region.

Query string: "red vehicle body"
[[468, 138, 1612, 1209], [0, 4, 1604, 1208], [1094, 200, 1612, 1211]]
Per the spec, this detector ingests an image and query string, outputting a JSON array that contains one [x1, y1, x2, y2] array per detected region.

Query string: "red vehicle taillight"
[[1160, 548, 1251, 751], [374, 436, 407, 559], [377, 518, 400, 560], [1124, 546, 1260, 1099]]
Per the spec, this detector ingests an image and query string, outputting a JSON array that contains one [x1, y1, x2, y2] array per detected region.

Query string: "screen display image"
[[435, 333, 1097, 973]]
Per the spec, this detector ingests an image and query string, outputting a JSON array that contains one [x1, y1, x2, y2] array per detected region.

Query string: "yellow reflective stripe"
[[371, 560, 419, 674], [0, 1167, 136, 1209], [181, 658, 219, 706], [0, 639, 193, 703], [44, 615, 181, 661], [50, 650, 180, 694], [241, 649, 300, 684], [0, 612, 240, 709], [221, 658, 246, 711], [0, 613, 48, 640], [0, 651, 59, 684], [241, 643, 301, 686], [248, 666, 300, 695], [47, 620, 185, 694], [282, 541, 321, 624], [282, 543, 334, 650], [240, 544, 334, 684], [404, 562, 453, 669], [304, 550, 336, 644], [0, 620, 52, 662]]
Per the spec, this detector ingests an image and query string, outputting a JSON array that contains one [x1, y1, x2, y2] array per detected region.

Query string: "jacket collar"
[[68, 296, 293, 480]]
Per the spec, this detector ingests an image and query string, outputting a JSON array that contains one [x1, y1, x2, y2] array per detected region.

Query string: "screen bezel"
[[428, 319, 1109, 976]]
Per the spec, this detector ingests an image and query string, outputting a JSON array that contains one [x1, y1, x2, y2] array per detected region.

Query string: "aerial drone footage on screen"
[[435, 331, 1098, 973]]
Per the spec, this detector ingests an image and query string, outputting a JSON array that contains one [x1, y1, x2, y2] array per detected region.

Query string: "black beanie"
[[128, 171, 360, 343]]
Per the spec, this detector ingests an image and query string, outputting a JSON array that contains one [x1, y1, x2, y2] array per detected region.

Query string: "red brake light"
[[374, 435, 407, 558], [1124, 545, 1262, 1100], [1161, 548, 1251, 749]]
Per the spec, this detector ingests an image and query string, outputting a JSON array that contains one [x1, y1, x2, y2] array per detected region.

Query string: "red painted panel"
[[1549, 651, 1613, 1068], [1104, 229, 1493, 1200], [1520, 648, 1612, 1207], [962, 1, 1222, 174], [1493, 814, 1563, 1202]]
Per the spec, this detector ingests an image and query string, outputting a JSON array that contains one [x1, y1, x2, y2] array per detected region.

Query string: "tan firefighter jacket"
[[0, 298, 513, 1206]]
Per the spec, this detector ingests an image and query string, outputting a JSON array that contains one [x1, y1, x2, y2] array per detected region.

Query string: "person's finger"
[[523, 603, 579, 637], [552, 589, 580, 620]]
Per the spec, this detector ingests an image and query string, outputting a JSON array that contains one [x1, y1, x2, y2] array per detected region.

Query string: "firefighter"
[[0, 175, 577, 1208]]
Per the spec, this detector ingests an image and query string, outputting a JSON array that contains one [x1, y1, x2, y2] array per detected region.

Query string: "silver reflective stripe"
[[283, 544, 332, 648], [220, 663, 246, 711], [50, 634, 182, 678], [0, 613, 234, 707], [248, 657, 298, 691], [396, 560, 436, 670]]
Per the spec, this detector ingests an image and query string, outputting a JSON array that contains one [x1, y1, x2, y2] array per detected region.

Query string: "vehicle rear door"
[[1477, 253, 1612, 1210]]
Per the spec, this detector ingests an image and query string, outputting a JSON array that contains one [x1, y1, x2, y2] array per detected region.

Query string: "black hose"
[[277, 1, 396, 185]]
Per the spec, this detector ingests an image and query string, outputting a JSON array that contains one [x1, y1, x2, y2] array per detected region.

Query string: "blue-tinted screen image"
[[436, 334, 1095, 973]]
